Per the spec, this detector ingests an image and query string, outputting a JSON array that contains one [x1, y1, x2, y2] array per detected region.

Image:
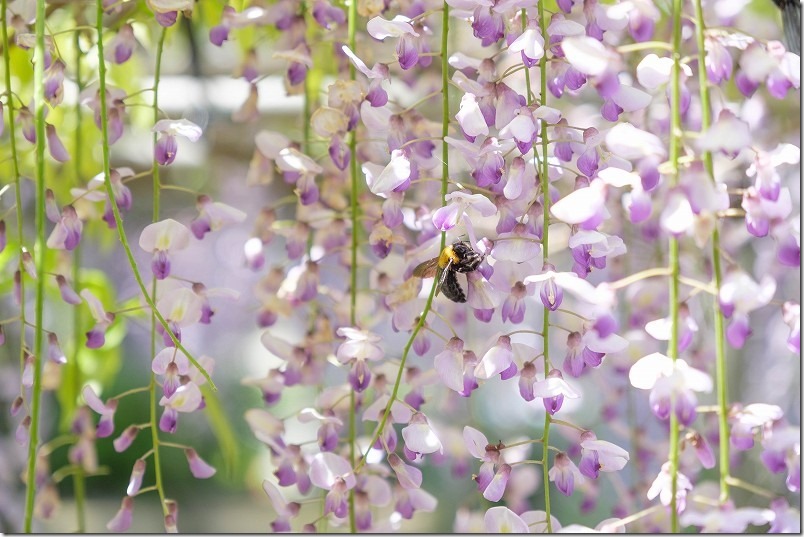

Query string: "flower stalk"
[[71, 23, 87, 532], [1, 0, 26, 380], [347, 0, 359, 529], [148, 25, 170, 517], [23, 0, 48, 532], [667, 0, 684, 530], [692, 0, 730, 504], [536, 2, 553, 530]]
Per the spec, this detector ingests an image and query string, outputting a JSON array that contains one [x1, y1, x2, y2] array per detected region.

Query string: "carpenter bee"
[[412, 241, 484, 303]]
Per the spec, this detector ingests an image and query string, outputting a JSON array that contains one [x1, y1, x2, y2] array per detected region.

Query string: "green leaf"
[[201, 384, 239, 481]]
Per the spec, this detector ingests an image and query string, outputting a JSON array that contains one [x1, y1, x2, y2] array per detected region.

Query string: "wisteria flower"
[[80, 289, 115, 349], [363, 394, 412, 452], [463, 426, 511, 501], [127, 459, 146, 496], [309, 453, 356, 518], [139, 218, 192, 280], [385, 453, 422, 491], [533, 369, 581, 414], [262, 480, 300, 532], [152, 347, 190, 397], [107, 497, 134, 532], [105, 24, 137, 64], [335, 327, 384, 392], [80, 85, 127, 144], [402, 412, 443, 460], [549, 451, 584, 496], [82, 385, 117, 438], [767, 498, 801, 533], [152, 119, 203, 165], [680, 501, 772, 532], [298, 408, 343, 452], [364, 149, 411, 195], [484, 506, 529, 533], [155, 285, 204, 345], [184, 448, 216, 479], [719, 272, 776, 348], [190, 195, 246, 239], [432, 190, 498, 239], [46, 205, 82, 251], [629, 353, 712, 426], [158, 382, 203, 433], [782, 301, 800, 353], [647, 461, 693, 512], [644, 303, 699, 354], [433, 337, 479, 396], [760, 424, 800, 492], [474, 335, 515, 380], [729, 403, 783, 450], [578, 431, 630, 479]]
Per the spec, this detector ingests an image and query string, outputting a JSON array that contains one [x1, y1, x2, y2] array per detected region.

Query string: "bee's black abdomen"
[[441, 270, 467, 303]]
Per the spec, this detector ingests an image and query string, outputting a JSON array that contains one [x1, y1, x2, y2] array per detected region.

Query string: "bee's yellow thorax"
[[438, 246, 460, 269]]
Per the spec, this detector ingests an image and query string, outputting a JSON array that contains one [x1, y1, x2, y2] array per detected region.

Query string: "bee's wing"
[[412, 257, 440, 279], [434, 259, 453, 297]]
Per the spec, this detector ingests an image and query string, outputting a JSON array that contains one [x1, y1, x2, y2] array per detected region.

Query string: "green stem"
[[668, 0, 683, 531], [1, 0, 26, 382], [692, 0, 729, 504], [347, 0, 359, 530], [535, 3, 553, 531], [148, 25, 169, 518], [71, 23, 87, 532], [93, 14, 213, 390], [23, 0, 47, 532]]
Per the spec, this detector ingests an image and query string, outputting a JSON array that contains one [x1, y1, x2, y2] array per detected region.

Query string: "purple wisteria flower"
[[718, 272, 776, 348], [484, 506, 529, 533], [309, 453, 356, 518], [548, 451, 584, 496], [158, 382, 203, 433], [463, 426, 513, 502], [335, 327, 384, 392], [262, 480, 300, 531], [629, 352, 712, 426], [80, 289, 115, 349], [152, 119, 203, 165], [139, 219, 192, 280], [647, 462, 693, 513], [82, 385, 117, 438], [107, 497, 134, 532]]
